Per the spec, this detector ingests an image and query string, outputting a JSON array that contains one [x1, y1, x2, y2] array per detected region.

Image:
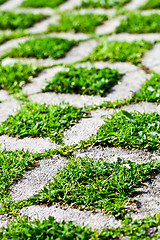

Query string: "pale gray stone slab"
[[20, 205, 121, 230]]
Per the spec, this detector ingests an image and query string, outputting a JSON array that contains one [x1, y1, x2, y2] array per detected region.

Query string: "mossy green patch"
[[48, 12, 108, 33], [95, 111, 160, 151], [0, 63, 41, 94], [81, 0, 131, 8], [26, 156, 160, 217], [0, 102, 87, 144], [0, 11, 47, 30], [2, 37, 76, 59], [88, 40, 153, 65], [43, 66, 122, 96], [116, 13, 160, 33]]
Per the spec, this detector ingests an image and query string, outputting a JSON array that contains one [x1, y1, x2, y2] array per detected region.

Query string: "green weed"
[[81, 0, 131, 8], [139, 0, 160, 9], [116, 13, 160, 33], [0, 63, 41, 94], [95, 111, 160, 151], [132, 73, 160, 103], [27, 156, 160, 217], [21, 0, 67, 8], [0, 102, 87, 144], [1, 37, 76, 59], [0, 11, 47, 30], [48, 12, 108, 33], [88, 40, 153, 65], [43, 66, 122, 96]]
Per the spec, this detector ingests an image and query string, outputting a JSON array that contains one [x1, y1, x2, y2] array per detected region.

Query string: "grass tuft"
[[43, 66, 122, 96], [21, 0, 67, 8], [0, 102, 87, 144], [26, 156, 160, 217], [1, 37, 76, 59], [116, 13, 160, 33], [0, 11, 47, 30], [88, 40, 153, 65], [95, 111, 160, 151], [81, 0, 131, 8], [48, 12, 108, 33]]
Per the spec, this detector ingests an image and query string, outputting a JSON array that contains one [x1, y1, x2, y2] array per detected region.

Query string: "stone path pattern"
[[0, 0, 159, 234]]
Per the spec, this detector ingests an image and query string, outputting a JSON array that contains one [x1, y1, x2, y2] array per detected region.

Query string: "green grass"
[[81, 0, 131, 8], [0, 102, 87, 144], [132, 73, 160, 103], [116, 13, 160, 33], [139, 0, 160, 9], [0, 11, 47, 30], [1, 37, 76, 59], [0, 150, 37, 206], [1, 214, 160, 239], [0, 0, 6, 4], [26, 156, 160, 217], [0, 63, 41, 94], [94, 111, 160, 151], [48, 12, 108, 33], [88, 40, 153, 65], [0, 31, 27, 45], [43, 66, 122, 96], [21, 0, 67, 8]]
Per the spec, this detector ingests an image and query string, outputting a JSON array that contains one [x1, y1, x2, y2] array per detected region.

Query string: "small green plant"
[[2, 37, 76, 59], [0, 11, 47, 30], [43, 66, 122, 96], [116, 13, 160, 33], [81, 0, 131, 8], [88, 40, 153, 65], [0, 63, 41, 94], [26, 156, 160, 217], [21, 0, 67, 8], [139, 0, 160, 9], [0, 102, 87, 144], [132, 73, 160, 103], [95, 111, 160, 151], [48, 12, 108, 33]]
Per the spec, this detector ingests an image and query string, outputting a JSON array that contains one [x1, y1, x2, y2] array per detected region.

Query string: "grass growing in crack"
[[139, 0, 160, 9], [0, 11, 47, 30], [132, 73, 160, 103], [0, 31, 28, 45], [95, 111, 160, 151], [0, 63, 41, 94], [0, 102, 87, 144], [87, 40, 153, 65], [1, 214, 160, 239], [21, 0, 66, 8], [0, 150, 37, 213], [48, 12, 108, 33], [1, 37, 76, 59], [25, 156, 160, 217], [43, 66, 122, 96], [81, 0, 131, 8], [116, 13, 160, 33]]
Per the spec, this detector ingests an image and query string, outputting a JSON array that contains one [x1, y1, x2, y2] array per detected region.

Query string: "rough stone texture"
[[0, 99, 20, 123], [124, 0, 147, 10], [20, 205, 122, 230], [108, 33, 160, 42], [10, 155, 66, 201], [0, 135, 58, 153], [96, 16, 126, 35]]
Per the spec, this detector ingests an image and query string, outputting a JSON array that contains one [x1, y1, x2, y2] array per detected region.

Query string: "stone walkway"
[[0, 0, 159, 233]]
